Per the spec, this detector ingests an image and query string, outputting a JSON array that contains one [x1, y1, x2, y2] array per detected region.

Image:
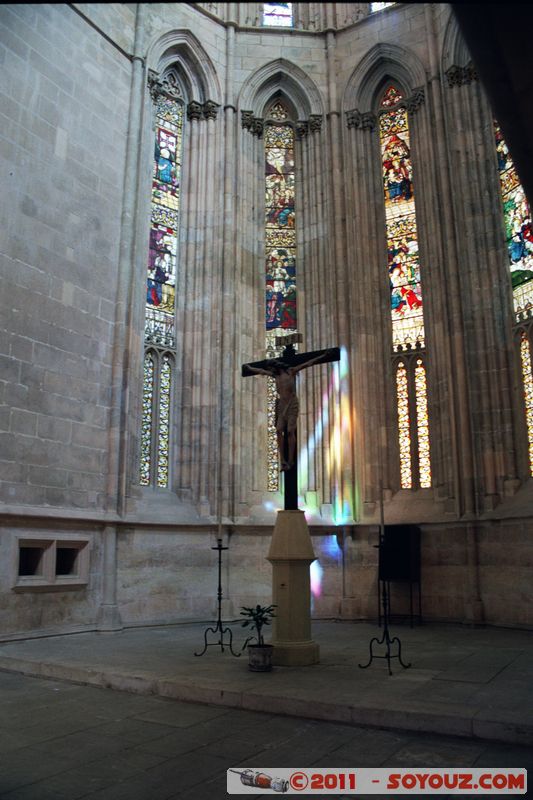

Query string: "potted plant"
[[240, 603, 276, 672]]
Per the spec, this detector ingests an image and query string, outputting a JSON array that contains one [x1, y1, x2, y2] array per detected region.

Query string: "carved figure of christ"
[[242, 344, 340, 511]]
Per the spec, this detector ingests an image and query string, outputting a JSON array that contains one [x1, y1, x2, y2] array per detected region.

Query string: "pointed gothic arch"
[[238, 58, 324, 119], [342, 42, 427, 113], [441, 8, 472, 76], [146, 29, 222, 105]]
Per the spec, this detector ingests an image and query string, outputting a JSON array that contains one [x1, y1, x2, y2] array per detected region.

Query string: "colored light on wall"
[[298, 347, 357, 524], [310, 559, 323, 598]]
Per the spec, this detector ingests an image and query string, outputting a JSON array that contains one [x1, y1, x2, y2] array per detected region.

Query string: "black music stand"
[[378, 524, 422, 628]]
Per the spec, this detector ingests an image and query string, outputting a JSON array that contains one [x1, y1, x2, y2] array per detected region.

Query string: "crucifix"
[[242, 334, 340, 510]]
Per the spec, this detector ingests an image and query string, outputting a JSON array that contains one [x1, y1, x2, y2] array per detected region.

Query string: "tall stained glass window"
[[519, 332, 533, 474], [263, 2, 293, 27], [265, 100, 297, 490], [379, 85, 431, 488], [140, 85, 183, 488], [494, 123, 533, 317], [495, 123, 533, 475]]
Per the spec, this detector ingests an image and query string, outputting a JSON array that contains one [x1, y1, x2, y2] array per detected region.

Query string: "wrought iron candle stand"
[[359, 537, 411, 676], [194, 537, 241, 658]]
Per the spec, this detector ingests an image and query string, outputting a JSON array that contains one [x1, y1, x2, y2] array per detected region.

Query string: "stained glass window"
[[396, 361, 412, 488], [379, 86, 424, 352], [519, 332, 533, 474], [265, 101, 297, 490], [145, 96, 183, 348], [415, 359, 431, 488], [157, 355, 172, 487], [263, 2, 293, 27], [140, 87, 183, 488], [370, 2, 396, 12], [494, 125, 533, 476], [140, 354, 155, 486], [379, 86, 431, 489], [494, 123, 533, 318]]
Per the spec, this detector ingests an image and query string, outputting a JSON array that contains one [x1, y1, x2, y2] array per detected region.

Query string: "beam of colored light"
[[329, 347, 356, 524], [266, 346, 359, 523], [310, 559, 323, 598], [298, 346, 357, 523], [323, 533, 342, 559]]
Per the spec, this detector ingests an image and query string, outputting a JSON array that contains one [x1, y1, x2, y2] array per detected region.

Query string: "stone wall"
[[0, 4, 132, 512], [0, 3, 531, 637]]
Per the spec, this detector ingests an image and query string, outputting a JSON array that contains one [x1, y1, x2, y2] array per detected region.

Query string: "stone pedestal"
[[267, 510, 320, 666]]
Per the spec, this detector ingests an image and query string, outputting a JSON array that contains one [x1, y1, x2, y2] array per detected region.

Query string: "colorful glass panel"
[[157, 355, 172, 488], [140, 354, 155, 486], [415, 359, 431, 488], [146, 97, 183, 348], [263, 2, 293, 26], [265, 109, 297, 490], [381, 86, 402, 108], [379, 91, 425, 351], [520, 333, 533, 475], [396, 361, 412, 488], [494, 123, 533, 317]]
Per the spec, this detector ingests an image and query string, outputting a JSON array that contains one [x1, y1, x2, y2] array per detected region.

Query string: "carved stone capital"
[[187, 100, 203, 121], [406, 87, 425, 114], [464, 60, 478, 84], [361, 111, 377, 131], [346, 109, 361, 128], [445, 62, 478, 88], [445, 65, 463, 88], [202, 100, 219, 120], [147, 69, 160, 101], [346, 109, 376, 130], [295, 120, 309, 139], [241, 111, 264, 137], [241, 110, 254, 130], [148, 69, 182, 102], [251, 117, 264, 138], [309, 114, 323, 133]]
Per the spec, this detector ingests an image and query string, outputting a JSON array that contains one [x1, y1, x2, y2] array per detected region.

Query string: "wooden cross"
[[242, 335, 340, 511]]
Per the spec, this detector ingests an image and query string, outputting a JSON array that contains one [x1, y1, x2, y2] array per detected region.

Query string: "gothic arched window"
[[140, 79, 184, 488], [370, 3, 395, 12], [264, 99, 297, 490], [263, 3, 293, 27], [494, 122, 533, 474], [378, 84, 431, 489]]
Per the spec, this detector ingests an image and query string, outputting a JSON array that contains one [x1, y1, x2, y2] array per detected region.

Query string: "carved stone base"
[[96, 604, 123, 632], [267, 510, 320, 666]]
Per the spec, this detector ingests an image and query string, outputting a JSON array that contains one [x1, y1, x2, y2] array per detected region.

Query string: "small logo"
[[229, 769, 289, 793]]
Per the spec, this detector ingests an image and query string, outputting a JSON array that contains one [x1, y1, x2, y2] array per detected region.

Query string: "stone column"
[[201, 102, 221, 515], [105, 3, 146, 520], [238, 113, 265, 507], [97, 524, 122, 631], [219, 22, 237, 521], [344, 109, 391, 515], [325, 29, 351, 519], [299, 122, 324, 502], [442, 49, 520, 508], [177, 104, 201, 494]]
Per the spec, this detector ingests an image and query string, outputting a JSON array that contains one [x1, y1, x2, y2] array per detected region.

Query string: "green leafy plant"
[[240, 604, 276, 648]]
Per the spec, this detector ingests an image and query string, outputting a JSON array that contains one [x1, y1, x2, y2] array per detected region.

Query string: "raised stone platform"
[[0, 620, 531, 746]]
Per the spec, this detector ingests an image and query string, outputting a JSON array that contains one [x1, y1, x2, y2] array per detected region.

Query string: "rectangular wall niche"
[[14, 538, 90, 592]]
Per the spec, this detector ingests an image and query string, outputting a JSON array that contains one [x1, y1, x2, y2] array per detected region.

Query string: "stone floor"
[[0, 620, 531, 798], [0, 671, 531, 800]]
